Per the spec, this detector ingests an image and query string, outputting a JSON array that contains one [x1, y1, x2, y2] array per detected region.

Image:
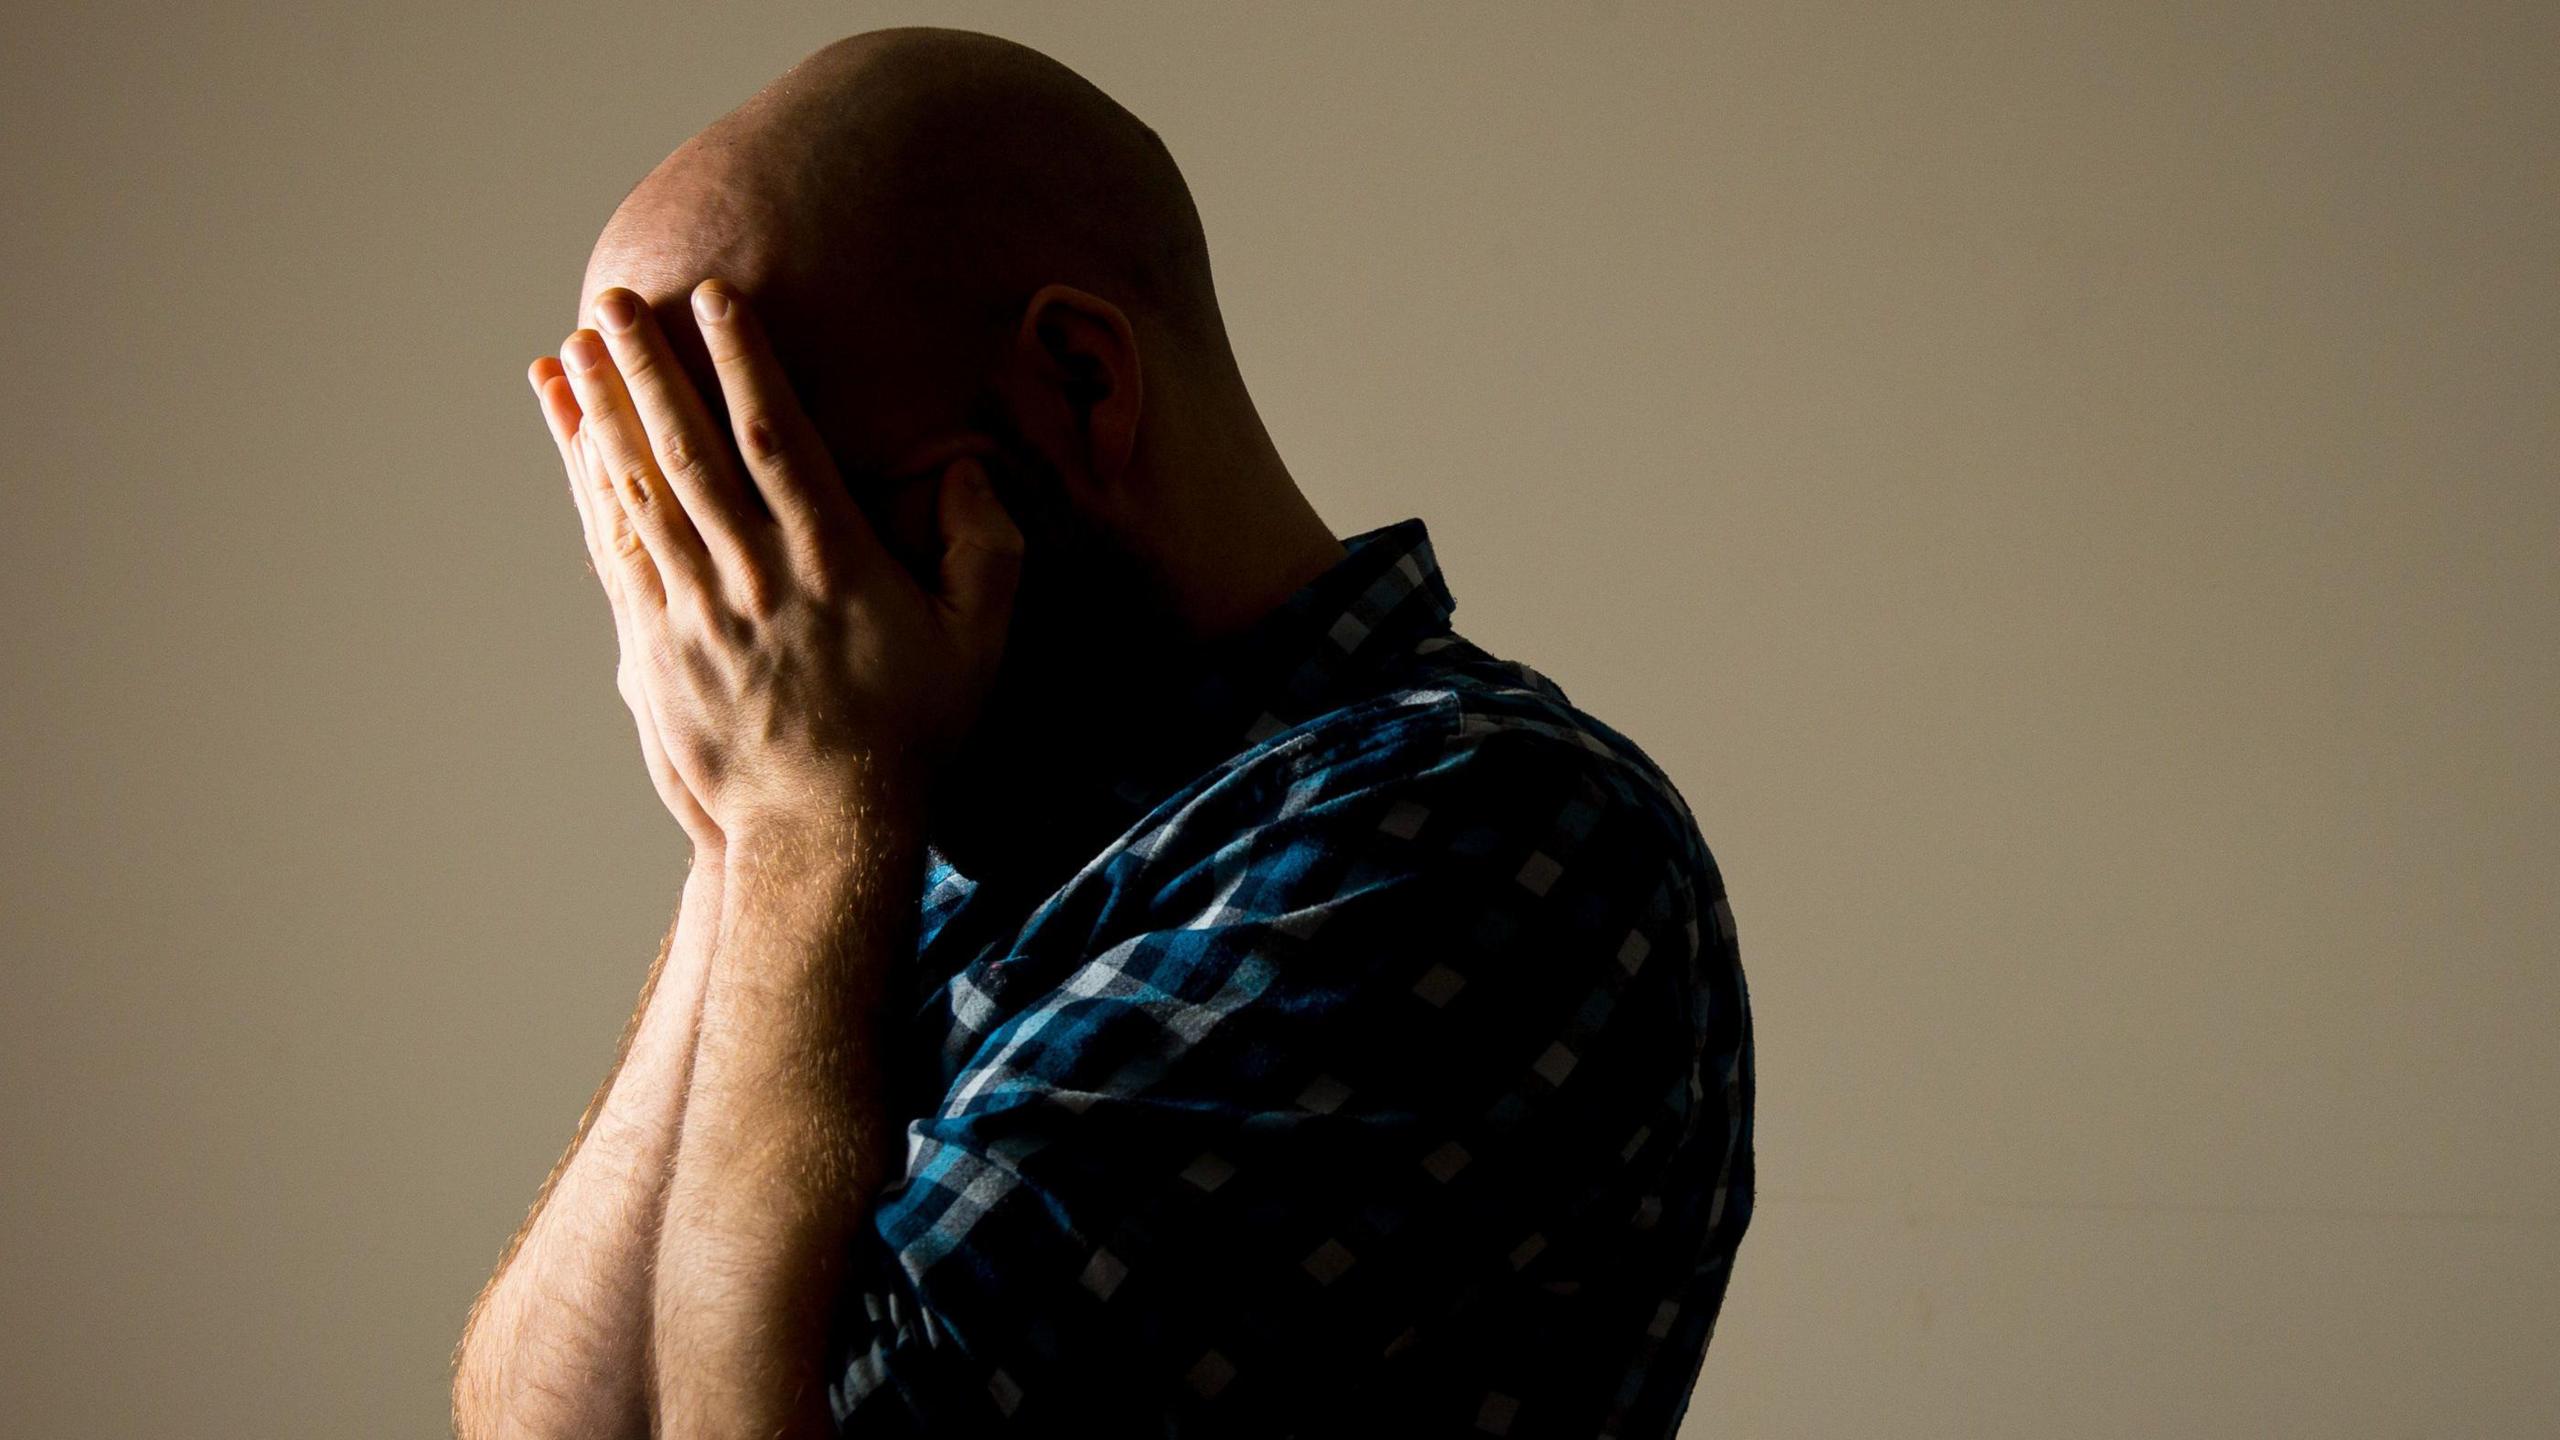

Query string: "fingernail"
[[595, 291, 638, 333], [692, 283, 732, 323], [563, 331, 604, 373]]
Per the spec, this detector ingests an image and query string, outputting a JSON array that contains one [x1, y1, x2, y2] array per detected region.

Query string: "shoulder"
[[1274, 638, 1707, 856], [1159, 633, 1722, 915]]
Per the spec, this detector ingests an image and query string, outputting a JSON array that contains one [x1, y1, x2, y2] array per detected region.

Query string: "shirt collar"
[[929, 516, 1458, 896], [1106, 514, 1457, 812]]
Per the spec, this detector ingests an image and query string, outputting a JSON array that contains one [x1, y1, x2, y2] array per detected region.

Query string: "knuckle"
[[656, 431, 700, 480], [711, 604, 757, 649], [665, 582, 716, 632], [727, 564, 774, 620], [739, 413, 786, 464], [796, 551, 841, 603]]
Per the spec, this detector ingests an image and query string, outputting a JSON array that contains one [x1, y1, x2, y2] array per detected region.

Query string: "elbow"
[[449, 1322, 516, 1440], [448, 1350, 493, 1440], [450, 1325, 611, 1440]]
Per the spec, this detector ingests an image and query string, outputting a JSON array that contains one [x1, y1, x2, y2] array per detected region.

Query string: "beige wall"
[[4, 2, 2552, 1434]]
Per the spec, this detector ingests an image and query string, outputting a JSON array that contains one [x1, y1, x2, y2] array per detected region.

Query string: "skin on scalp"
[[574, 26, 1343, 884], [579, 26, 1233, 510]]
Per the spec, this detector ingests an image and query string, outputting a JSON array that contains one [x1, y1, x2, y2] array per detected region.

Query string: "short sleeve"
[[827, 719, 1712, 1437]]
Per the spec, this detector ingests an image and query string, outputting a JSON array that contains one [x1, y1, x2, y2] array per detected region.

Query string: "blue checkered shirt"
[[830, 517, 1755, 1437]]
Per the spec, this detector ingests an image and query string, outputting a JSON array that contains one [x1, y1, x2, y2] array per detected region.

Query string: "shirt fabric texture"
[[828, 516, 1756, 1438]]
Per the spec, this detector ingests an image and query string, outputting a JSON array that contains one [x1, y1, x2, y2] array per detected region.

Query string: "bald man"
[[454, 26, 1753, 1440]]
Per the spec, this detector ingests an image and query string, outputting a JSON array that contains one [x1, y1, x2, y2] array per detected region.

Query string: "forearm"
[[651, 807, 923, 1439], [454, 850, 726, 1440]]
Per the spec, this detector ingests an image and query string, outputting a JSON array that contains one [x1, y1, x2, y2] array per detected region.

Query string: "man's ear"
[[995, 283, 1143, 505]]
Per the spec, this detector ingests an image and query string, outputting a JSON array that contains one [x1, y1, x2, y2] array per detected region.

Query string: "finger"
[[588, 288, 772, 594], [559, 328, 713, 606], [688, 280, 889, 580], [529, 356, 582, 459], [535, 366, 654, 692], [544, 369, 698, 624], [532, 361, 606, 573], [933, 456, 1026, 638], [556, 417, 648, 701], [571, 420, 668, 616]]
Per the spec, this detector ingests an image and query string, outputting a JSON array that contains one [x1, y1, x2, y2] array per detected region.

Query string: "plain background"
[[3, 2, 2552, 1435]]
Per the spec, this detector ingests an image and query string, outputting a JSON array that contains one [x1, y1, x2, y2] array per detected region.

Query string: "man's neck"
[[1142, 414, 1346, 646]]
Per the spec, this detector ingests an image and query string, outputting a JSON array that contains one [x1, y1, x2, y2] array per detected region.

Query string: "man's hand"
[[530, 280, 1000, 1438], [548, 280, 1024, 838], [530, 349, 722, 858]]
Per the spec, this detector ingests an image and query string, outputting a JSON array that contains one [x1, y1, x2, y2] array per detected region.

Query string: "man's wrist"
[[726, 774, 928, 869], [720, 799, 922, 939]]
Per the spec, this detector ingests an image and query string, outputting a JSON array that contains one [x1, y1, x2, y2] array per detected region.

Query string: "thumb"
[[935, 455, 1025, 631]]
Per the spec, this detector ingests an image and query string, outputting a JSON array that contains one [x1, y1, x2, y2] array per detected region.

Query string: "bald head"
[[582, 27, 1230, 428], [567, 28, 1344, 882]]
